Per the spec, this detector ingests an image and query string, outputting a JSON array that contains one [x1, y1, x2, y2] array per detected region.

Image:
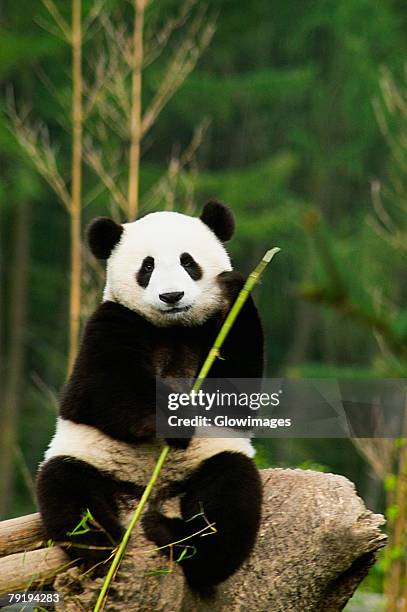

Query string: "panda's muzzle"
[[159, 291, 184, 305]]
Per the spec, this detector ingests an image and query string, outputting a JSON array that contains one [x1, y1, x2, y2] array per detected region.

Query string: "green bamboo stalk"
[[193, 248, 280, 391], [93, 247, 280, 612], [93, 445, 170, 612]]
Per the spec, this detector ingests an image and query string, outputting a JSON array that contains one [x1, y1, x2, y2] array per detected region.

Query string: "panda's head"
[[87, 201, 235, 326]]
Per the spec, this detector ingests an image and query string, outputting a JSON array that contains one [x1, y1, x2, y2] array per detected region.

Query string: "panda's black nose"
[[159, 291, 184, 305]]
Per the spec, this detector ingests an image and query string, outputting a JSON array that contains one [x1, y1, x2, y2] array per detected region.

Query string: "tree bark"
[[0, 513, 45, 557], [0, 469, 385, 610], [127, 0, 146, 220], [68, 0, 83, 374]]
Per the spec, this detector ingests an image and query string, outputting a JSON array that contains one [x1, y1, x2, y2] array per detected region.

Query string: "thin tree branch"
[[83, 0, 106, 35], [41, 0, 72, 42], [7, 101, 71, 211], [143, 0, 198, 67], [142, 119, 208, 211], [141, 11, 215, 137], [84, 143, 128, 212]]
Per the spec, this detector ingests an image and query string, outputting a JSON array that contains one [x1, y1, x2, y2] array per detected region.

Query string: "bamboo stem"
[[68, 0, 83, 373], [127, 0, 145, 220], [93, 445, 169, 612], [93, 247, 280, 611], [193, 248, 280, 389]]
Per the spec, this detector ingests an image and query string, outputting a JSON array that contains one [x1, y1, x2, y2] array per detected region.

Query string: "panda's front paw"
[[156, 380, 176, 413], [217, 270, 245, 304], [165, 437, 192, 449]]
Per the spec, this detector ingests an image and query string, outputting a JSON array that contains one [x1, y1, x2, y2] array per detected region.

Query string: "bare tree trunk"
[[127, 0, 146, 221], [0, 202, 31, 519], [68, 0, 83, 373], [0, 469, 386, 610]]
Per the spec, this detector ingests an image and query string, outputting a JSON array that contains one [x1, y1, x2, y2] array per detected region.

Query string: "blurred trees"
[[7, 0, 215, 375], [294, 58, 407, 609], [374, 71, 407, 610], [0, 0, 216, 516]]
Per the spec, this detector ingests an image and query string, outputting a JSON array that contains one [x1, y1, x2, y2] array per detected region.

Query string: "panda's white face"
[[103, 211, 232, 326]]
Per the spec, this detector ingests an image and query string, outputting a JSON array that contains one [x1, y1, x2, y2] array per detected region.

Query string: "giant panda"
[[37, 200, 264, 592]]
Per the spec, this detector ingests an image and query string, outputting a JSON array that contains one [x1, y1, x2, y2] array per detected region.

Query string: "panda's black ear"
[[200, 200, 235, 242], [86, 217, 123, 259]]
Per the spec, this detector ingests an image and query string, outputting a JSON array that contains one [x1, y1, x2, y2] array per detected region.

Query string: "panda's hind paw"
[[142, 510, 162, 534], [142, 510, 184, 553]]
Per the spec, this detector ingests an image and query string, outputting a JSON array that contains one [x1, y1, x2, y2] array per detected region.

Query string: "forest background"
[[1, 1, 407, 607]]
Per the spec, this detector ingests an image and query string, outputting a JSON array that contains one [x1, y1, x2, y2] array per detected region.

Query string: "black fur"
[[136, 256, 155, 288], [37, 457, 143, 562], [200, 200, 235, 242], [142, 451, 262, 591], [59, 273, 262, 444], [213, 271, 263, 377], [37, 270, 263, 586], [87, 217, 123, 260], [180, 252, 202, 280]]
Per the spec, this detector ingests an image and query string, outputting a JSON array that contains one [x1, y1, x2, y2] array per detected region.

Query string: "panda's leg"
[[142, 451, 262, 591], [37, 456, 137, 564]]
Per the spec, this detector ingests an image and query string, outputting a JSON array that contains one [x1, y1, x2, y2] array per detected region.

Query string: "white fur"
[[103, 211, 232, 326], [44, 417, 255, 488]]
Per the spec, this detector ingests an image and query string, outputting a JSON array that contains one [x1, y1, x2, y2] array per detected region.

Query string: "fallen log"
[[0, 513, 45, 557], [0, 469, 386, 611], [0, 547, 73, 594], [0, 515, 73, 594]]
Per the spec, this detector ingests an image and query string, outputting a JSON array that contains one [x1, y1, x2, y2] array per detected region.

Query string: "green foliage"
[[297, 460, 328, 472], [1, 4, 407, 586], [67, 508, 96, 537]]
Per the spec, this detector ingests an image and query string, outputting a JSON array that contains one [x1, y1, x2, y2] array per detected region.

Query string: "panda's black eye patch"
[[137, 256, 154, 288], [180, 252, 202, 280]]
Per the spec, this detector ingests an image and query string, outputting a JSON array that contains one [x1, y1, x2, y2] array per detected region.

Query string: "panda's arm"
[[194, 272, 264, 430], [60, 302, 165, 444], [210, 271, 264, 379]]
